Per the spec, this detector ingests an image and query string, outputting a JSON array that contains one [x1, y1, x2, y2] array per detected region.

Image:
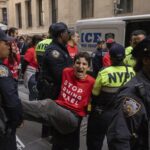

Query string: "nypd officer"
[[87, 43, 135, 150], [0, 29, 22, 150], [107, 36, 150, 150], [37, 22, 72, 100], [35, 24, 54, 68]]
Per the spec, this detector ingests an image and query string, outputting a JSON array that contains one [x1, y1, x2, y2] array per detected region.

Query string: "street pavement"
[[17, 83, 108, 150]]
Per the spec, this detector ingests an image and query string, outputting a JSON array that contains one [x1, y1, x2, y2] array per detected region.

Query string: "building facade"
[[0, 0, 7, 24], [6, 0, 150, 35]]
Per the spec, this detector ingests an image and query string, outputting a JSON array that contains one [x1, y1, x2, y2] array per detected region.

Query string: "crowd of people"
[[0, 22, 150, 150]]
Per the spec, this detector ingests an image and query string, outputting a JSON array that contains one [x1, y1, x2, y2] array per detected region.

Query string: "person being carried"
[[22, 52, 95, 149]]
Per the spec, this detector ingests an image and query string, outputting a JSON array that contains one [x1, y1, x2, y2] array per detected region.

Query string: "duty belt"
[[101, 87, 119, 93]]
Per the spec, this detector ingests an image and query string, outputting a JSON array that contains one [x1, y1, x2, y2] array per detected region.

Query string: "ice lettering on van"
[[81, 32, 101, 43], [81, 32, 101, 48]]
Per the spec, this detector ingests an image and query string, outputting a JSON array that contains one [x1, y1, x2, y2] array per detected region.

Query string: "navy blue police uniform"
[[91, 40, 107, 77], [0, 62, 22, 150], [107, 37, 150, 150]]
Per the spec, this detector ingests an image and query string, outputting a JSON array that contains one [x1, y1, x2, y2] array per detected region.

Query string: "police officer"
[[91, 39, 107, 77], [37, 22, 72, 99], [124, 30, 146, 67], [107, 36, 150, 150], [35, 24, 54, 68], [87, 43, 135, 150], [0, 29, 22, 150]]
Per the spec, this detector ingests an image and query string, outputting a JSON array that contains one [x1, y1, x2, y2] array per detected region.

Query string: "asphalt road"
[[17, 83, 108, 150]]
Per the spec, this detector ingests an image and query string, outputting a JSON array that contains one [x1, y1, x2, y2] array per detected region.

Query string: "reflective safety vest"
[[35, 39, 52, 66], [92, 66, 135, 96], [36, 39, 52, 54], [123, 46, 136, 67]]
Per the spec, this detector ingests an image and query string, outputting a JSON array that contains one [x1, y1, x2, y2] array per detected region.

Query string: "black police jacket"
[[39, 40, 73, 99], [107, 70, 149, 150], [0, 63, 23, 130]]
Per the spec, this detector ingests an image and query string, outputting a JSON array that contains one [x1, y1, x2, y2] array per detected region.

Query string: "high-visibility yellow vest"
[[92, 66, 135, 96], [36, 39, 52, 53], [123, 46, 136, 67]]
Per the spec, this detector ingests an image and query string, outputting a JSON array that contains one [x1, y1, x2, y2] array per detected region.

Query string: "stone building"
[[6, 0, 150, 35]]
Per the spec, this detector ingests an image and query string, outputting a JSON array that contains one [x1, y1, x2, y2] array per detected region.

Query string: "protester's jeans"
[[28, 74, 38, 101], [22, 99, 80, 134]]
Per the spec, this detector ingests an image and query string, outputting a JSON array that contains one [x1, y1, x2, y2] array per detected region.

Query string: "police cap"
[[0, 29, 14, 41], [51, 22, 69, 38], [109, 43, 125, 59], [132, 36, 150, 58]]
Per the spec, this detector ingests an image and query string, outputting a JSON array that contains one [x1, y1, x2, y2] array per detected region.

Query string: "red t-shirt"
[[3, 42, 21, 79], [103, 52, 112, 67], [56, 68, 95, 117], [67, 44, 78, 59], [24, 47, 38, 69]]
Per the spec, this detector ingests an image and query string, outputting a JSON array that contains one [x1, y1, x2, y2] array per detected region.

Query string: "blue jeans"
[[28, 74, 38, 101]]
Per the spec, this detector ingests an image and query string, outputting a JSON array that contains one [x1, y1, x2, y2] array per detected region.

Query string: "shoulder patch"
[[123, 97, 141, 117], [51, 50, 60, 58], [0, 65, 9, 77]]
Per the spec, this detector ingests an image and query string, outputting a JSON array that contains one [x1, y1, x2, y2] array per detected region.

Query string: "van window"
[[125, 20, 150, 47]]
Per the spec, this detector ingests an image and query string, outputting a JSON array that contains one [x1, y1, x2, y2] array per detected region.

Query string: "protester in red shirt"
[[22, 35, 43, 100], [67, 30, 80, 59], [3, 41, 20, 80], [102, 38, 115, 67], [22, 52, 95, 150]]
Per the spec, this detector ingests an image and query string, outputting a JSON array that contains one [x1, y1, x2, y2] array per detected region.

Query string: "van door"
[[76, 20, 126, 53]]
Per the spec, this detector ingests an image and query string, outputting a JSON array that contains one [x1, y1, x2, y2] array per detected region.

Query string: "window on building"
[[16, 3, 22, 28], [117, 0, 133, 14], [51, 0, 58, 23], [2, 8, 7, 25], [81, 0, 94, 19], [25, 0, 32, 27], [37, 0, 43, 26]]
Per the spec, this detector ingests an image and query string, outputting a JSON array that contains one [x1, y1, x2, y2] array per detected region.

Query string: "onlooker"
[[102, 38, 115, 67], [67, 30, 80, 59], [22, 35, 43, 101], [3, 27, 20, 80]]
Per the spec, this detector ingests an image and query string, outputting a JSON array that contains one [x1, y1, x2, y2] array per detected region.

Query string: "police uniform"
[[91, 47, 108, 77], [123, 46, 136, 67], [107, 37, 150, 150], [0, 62, 22, 150], [87, 43, 135, 150]]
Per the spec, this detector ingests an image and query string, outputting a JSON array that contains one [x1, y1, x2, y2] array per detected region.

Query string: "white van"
[[76, 14, 150, 53]]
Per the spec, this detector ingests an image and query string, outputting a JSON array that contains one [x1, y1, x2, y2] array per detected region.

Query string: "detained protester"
[[87, 43, 135, 150], [0, 29, 23, 150], [107, 37, 150, 150], [37, 22, 72, 137], [22, 52, 95, 150]]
